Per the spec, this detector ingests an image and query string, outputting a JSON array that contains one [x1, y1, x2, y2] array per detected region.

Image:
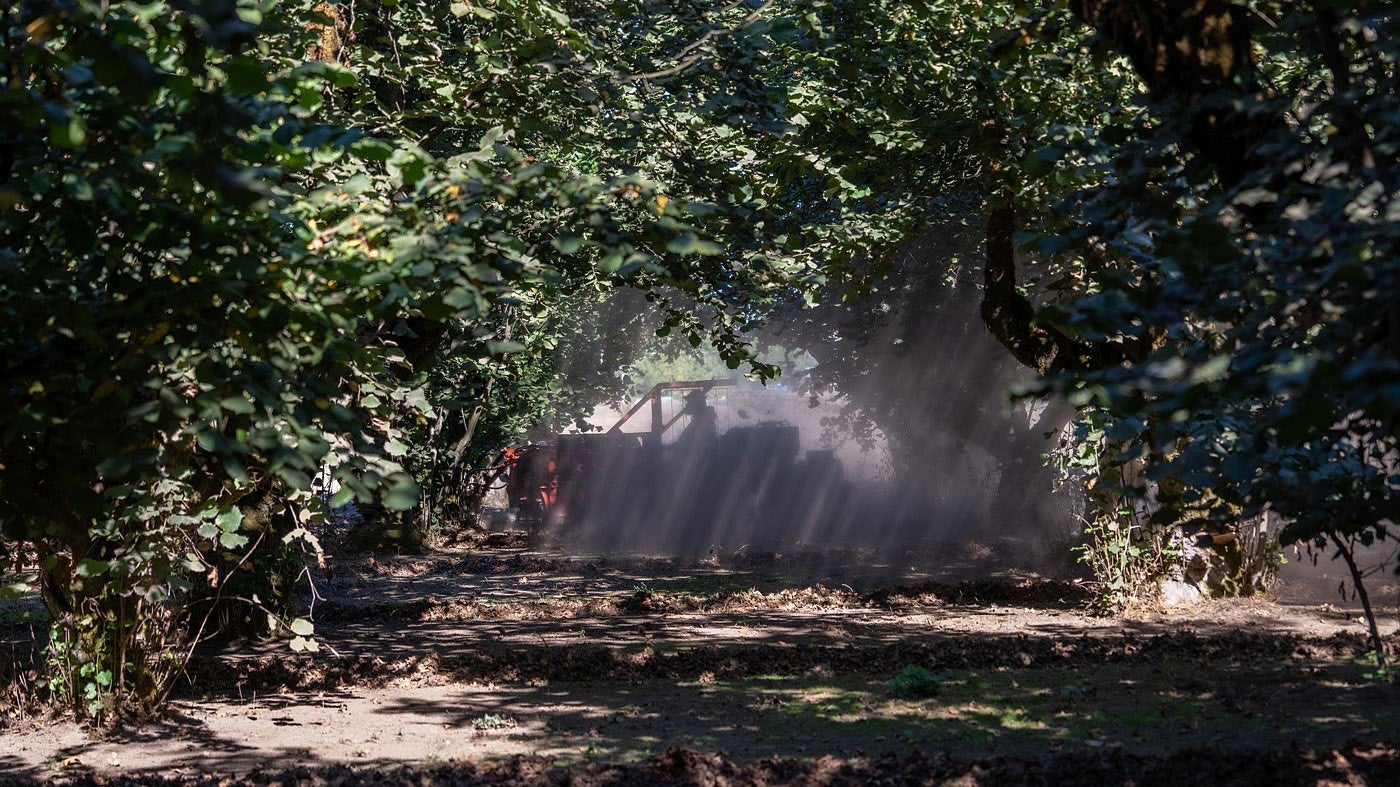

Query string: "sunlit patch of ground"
[[1, 541, 1397, 784]]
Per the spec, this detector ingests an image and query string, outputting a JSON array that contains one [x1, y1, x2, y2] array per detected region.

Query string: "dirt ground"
[[2, 539, 1398, 785]]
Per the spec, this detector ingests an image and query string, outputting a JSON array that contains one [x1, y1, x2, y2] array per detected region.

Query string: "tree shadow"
[[8, 543, 1399, 784], [357, 659, 1400, 765], [6, 618, 1398, 782]]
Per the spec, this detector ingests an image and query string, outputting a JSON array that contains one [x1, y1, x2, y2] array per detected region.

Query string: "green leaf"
[[353, 139, 396, 162], [597, 251, 624, 273], [219, 531, 250, 549], [216, 508, 243, 532], [96, 454, 133, 479], [388, 146, 430, 187], [290, 617, 315, 636], [693, 238, 725, 255], [342, 174, 373, 195], [383, 477, 420, 510], [75, 559, 110, 578], [487, 340, 525, 355], [666, 232, 700, 255], [51, 114, 86, 148], [220, 396, 256, 415], [552, 233, 584, 254]]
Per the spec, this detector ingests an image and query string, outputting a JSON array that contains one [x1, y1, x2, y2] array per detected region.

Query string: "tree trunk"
[[1068, 0, 1271, 189]]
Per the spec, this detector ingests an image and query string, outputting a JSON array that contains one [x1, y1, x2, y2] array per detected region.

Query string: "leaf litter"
[[3, 545, 1397, 783]]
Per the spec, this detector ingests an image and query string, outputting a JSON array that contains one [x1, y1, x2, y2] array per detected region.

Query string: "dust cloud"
[[499, 232, 1396, 605], [514, 231, 1083, 573]]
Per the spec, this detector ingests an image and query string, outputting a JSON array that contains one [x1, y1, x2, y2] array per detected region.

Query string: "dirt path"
[[3, 545, 1398, 784]]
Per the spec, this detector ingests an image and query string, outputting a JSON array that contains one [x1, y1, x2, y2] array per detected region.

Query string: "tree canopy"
[[1004, 2, 1397, 548], [2, 0, 1395, 719]]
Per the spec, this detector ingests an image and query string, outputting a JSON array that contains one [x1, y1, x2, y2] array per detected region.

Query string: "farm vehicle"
[[503, 380, 849, 551]]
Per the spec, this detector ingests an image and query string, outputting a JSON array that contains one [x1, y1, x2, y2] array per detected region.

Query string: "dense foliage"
[[0, 0, 778, 716], [978, 1, 1396, 625], [3, 0, 1394, 719], [1041, 3, 1388, 543], [0, 0, 984, 717], [1008, 3, 1397, 553]]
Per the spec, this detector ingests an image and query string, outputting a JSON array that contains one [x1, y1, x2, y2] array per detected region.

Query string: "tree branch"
[[977, 115, 1162, 376]]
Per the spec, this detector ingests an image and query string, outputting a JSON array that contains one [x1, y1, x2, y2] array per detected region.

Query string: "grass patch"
[[698, 659, 1390, 756]]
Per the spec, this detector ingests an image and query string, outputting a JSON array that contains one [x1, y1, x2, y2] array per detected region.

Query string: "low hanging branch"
[[979, 196, 1072, 376], [977, 115, 1162, 377]]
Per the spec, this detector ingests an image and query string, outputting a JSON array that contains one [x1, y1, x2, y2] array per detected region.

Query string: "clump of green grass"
[[886, 665, 944, 698]]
